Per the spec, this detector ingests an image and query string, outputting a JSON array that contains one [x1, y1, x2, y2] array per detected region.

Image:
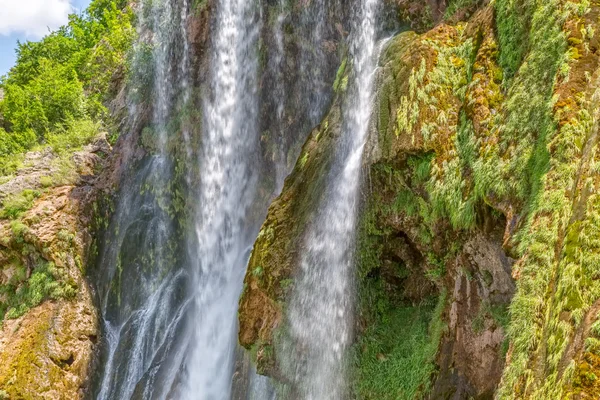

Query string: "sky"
[[0, 0, 92, 77]]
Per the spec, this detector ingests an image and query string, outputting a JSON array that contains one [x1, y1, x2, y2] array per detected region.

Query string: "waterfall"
[[298, 0, 329, 126], [261, 0, 345, 191], [271, 0, 287, 190], [93, 0, 193, 398], [281, 0, 381, 397], [91, 0, 348, 396], [181, 0, 261, 397]]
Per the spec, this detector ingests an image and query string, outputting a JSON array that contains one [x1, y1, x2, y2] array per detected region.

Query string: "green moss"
[[0, 259, 76, 323], [333, 58, 348, 92], [496, 1, 598, 397], [444, 0, 479, 20], [47, 118, 101, 154], [428, 113, 479, 230], [356, 200, 385, 281], [425, 253, 446, 282], [192, 0, 208, 13], [494, 0, 536, 79], [353, 292, 447, 399], [10, 220, 29, 243], [0, 190, 41, 220], [487, 0, 568, 205]]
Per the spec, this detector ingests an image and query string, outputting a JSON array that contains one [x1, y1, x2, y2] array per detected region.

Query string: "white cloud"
[[0, 0, 73, 38]]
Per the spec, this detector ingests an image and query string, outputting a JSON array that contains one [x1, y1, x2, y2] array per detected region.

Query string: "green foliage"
[[2, 61, 86, 137], [355, 0, 593, 397], [425, 253, 446, 281], [495, 2, 596, 397], [429, 113, 480, 230], [334, 58, 348, 92], [496, 0, 567, 204], [47, 118, 100, 154], [192, 0, 208, 13], [356, 194, 386, 281], [353, 293, 447, 399], [0, 260, 76, 322], [0, 190, 41, 220], [0, 0, 134, 171], [10, 221, 29, 243], [444, 0, 479, 19], [591, 320, 600, 338], [407, 154, 433, 186], [354, 177, 449, 398], [494, 0, 536, 79]]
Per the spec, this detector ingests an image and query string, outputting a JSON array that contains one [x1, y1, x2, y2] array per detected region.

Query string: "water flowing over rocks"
[[4, 0, 600, 399]]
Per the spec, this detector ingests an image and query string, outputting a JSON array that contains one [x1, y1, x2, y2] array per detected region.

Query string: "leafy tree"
[[0, 0, 134, 171]]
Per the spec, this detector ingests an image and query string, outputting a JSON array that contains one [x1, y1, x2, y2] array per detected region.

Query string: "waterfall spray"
[[94, 0, 192, 398], [282, 0, 382, 397], [182, 0, 261, 397]]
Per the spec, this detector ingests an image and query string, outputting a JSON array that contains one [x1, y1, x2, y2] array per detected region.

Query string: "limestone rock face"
[[434, 233, 515, 399], [238, 0, 600, 398], [238, 94, 345, 374], [0, 139, 114, 398], [0, 300, 97, 399]]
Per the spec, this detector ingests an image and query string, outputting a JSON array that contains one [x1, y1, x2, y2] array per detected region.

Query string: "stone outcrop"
[[0, 136, 117, 398], [238, 1, 600, 398]]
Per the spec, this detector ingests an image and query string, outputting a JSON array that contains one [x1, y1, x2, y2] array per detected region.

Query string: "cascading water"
[[281, 0, 381, 397], [92, 0, 192, 398], [91, 0, 349, 396], [268, 0, 287, 190], [298, 0, 330, 126], [260, 0, 346, 191], [180, 0, 261, 397]]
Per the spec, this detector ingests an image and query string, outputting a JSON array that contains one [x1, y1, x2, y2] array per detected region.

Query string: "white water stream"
[[282, 0, 382, 397], [93, 0, 381, 397], [96, 0, 191, 398], [181, 0, 260, 397]]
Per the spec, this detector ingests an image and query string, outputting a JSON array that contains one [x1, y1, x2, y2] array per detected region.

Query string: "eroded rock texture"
[[0, 140, 111, 398], [238, 1, 600, 398]]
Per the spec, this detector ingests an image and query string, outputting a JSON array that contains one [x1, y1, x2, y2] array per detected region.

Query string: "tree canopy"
[[0, 0, 134, 173]]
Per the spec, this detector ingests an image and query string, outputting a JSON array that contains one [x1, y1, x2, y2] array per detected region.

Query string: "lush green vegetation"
[[492, 1, 598, 398], [385, 0, 598, 397], [0, 0, 134, 325], [0, 217, 79, 323], [0, 0, 134, 175], [494, 0, 536, 79], [352, 154, 450, 398], [0, 259, 76, 322], [444, 0, 480, 20], [353, 294, 446, 400], [0, 190, 41, 219], [355, 0, 595, 396]]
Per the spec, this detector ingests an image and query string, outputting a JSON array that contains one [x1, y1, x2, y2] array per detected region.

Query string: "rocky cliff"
[[0, 137, 114, 398], [238, 0, 600, 398], [3, 0, 600, 398]]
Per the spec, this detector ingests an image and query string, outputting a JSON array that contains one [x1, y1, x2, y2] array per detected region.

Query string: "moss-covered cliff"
[[0, 0, 134, 396], [238, 0, 600, 398], [0, 137, 114, 398], [3, 0, 600, 397]]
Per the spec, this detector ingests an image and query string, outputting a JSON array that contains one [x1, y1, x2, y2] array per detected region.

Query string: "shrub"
[[0, 190, 41, 220], [47, 118, 100, 153], [0, 0, 134, 169]]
